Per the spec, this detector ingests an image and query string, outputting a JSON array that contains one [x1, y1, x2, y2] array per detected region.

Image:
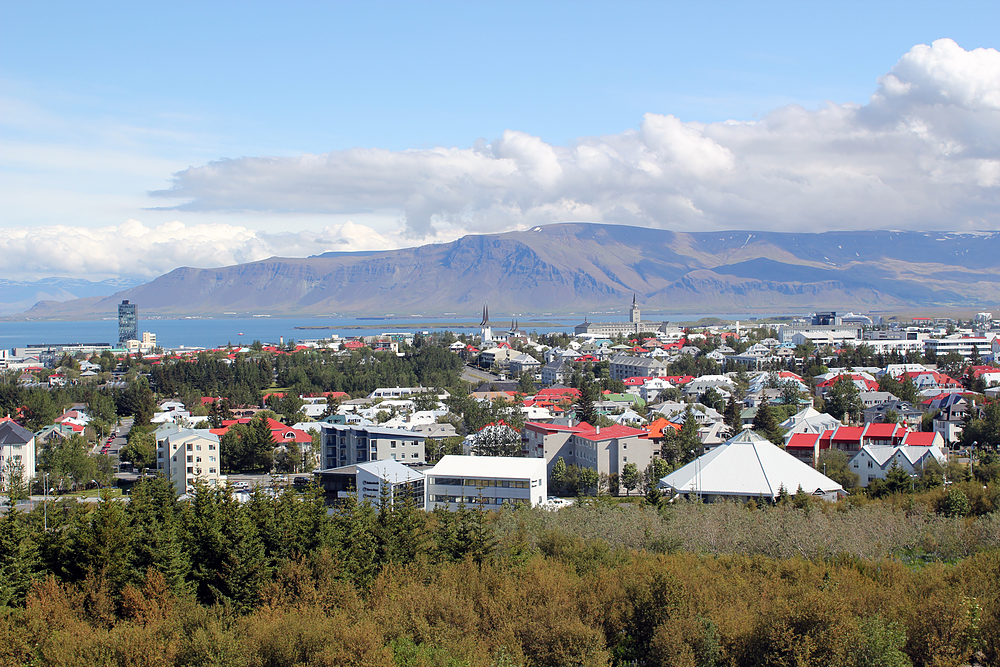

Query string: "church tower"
[[480, 305, 493, 346], [630, 294, 640, 324]]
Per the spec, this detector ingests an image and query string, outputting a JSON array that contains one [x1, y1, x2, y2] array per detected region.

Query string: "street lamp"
[[91, 478, 102, 500]]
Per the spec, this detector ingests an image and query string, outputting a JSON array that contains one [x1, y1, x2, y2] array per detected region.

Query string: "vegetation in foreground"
[[3, 479, 1000, 666]]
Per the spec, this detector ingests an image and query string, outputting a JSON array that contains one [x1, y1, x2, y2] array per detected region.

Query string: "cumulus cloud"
[[0, 219, 409, 281], [152, 39, 1000, 237]]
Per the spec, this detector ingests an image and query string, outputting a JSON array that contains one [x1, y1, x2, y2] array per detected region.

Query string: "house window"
[[868, 461, 873, 468], [187, 443, 192, 451], [390, 441, 396, 448]]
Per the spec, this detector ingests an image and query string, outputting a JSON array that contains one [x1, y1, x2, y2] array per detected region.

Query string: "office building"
[[118, 300, 138, 345]]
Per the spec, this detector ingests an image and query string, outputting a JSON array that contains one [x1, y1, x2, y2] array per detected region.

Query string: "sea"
[[0, 312, 796, 352]]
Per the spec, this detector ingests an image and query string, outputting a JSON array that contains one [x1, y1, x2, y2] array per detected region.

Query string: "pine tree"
[[0, 512, 40, 607]]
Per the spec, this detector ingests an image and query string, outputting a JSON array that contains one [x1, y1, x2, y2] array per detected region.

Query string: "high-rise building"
[[118, 300, 137, 345]]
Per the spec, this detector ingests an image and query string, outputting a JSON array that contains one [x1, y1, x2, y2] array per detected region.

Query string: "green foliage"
[[825, 375, 864, 423], [620, 462, 640, 496], [818, 449, 859, 489]]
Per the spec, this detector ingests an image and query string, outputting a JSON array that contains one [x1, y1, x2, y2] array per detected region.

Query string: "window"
[[868, 461, 873, 468], [187, 443, 193, 451], [390, 441, 396, 448], [412, 452, 418, 458]]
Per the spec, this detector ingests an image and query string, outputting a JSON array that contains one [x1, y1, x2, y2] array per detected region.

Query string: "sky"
[[2, 1, 1000, 281]]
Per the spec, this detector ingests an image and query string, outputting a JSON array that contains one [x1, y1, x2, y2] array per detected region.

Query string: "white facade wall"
[[154, 426, 223, 494], [425, 455, 546, 510]]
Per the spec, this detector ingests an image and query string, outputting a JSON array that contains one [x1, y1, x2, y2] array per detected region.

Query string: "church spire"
[[480, 304, 490, 326]]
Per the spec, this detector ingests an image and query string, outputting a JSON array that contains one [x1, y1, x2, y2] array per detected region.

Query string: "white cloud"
[[152, 38, 1000, 237], [0, 219, 416, 281]]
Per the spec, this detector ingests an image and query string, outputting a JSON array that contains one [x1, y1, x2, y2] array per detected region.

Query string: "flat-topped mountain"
[[16, 224, 1000, 319]]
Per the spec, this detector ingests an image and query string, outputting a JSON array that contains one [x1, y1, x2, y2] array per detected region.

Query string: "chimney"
[[595, 425, 600, 435]]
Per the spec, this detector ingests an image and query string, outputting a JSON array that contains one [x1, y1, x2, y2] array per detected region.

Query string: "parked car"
[[292, 476, 311, 487]]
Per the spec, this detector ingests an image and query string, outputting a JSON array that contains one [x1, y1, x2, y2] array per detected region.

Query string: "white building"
[[0, 419, 36, 490], [154, 425, 223, 494], [356, 459, 426, 509], [425, 455, 547, 510], [848, 442, 947, 488], [658, 429, 844, 502]]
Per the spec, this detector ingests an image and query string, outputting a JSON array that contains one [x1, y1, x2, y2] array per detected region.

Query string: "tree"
[[724, 394, 741, 434], [752, 400, 784, 446], [621, 462, 640, 496], [517, 373, 536, 395], [470, 423, 522, 457], [550, 457, 568, 495], [22, 391, 58, 431], [825, 376, 863, 423], [883, 460, 913, 495], [1, 457, 28, 505], [120, 429, 156, 469], [578, 467, 599, 496], [817, 450, 859, 489], [574, 380, 599, 425]]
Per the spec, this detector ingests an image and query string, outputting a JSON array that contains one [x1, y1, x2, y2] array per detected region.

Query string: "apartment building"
[[154, 425, 223, 494], [319, 423, 426, 469]]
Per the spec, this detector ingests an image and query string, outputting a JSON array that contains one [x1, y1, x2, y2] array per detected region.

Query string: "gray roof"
[[0, 420, 34, 445]]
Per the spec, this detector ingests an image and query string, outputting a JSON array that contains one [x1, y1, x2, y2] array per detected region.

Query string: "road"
[[94, 417, 133, 462], [461, 365, 502, 388]]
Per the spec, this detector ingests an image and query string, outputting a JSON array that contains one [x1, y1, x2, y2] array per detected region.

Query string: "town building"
[[0, 419, 36, 489], [319, 423, 426, 469], [574, 295, 672, 337], [356, 458, 426, 508], [523, 421, 651, 479], [424, 455, 546, 510], [659, 429, 844, 502], [154, 425, 223, 494]]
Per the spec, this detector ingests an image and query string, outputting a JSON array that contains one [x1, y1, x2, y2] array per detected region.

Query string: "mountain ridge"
[[12, 223, 1000, 319]]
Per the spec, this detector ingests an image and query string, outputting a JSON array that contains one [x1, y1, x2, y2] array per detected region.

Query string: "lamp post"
[[91, 478, 102, 500]]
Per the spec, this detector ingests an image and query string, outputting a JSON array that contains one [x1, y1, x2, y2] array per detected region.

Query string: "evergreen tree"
[[752, 400, 784, 446], [0, 512, 40, 607], [574, 380, 598, 425]]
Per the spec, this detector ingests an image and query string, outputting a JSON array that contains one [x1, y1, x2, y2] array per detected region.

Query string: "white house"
[[848, 442, 948, 488], [425, 455, 547, 510]]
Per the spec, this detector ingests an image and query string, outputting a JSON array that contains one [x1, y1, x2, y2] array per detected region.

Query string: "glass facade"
[[118, 300, 138, 344]]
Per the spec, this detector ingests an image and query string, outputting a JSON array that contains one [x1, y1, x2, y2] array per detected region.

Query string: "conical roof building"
[[658, 429, 844, 502]]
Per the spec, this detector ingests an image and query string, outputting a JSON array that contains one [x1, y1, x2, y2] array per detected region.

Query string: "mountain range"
[[0, 277, 145, 317], [13, 223, 1000, 320]]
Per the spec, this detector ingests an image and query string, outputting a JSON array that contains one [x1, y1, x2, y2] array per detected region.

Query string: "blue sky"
[[2, 1, 1000, 279]]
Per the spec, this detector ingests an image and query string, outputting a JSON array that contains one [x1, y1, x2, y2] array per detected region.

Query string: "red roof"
[[786, 433, 821, 450], [645, 418, 681, 439], [535, 387, 582, 399], [901, 432, 938, 446], [831, 426, 864, 442], [863, 423, 906, 439], [572, 423, 647, 441]]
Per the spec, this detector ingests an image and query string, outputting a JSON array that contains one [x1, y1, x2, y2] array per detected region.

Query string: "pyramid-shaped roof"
[[659, 429, 843, 499]]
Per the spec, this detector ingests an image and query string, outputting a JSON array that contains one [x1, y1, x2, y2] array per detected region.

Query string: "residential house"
[[848, 442, 947, 487], [319, 423, 426, 469]]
